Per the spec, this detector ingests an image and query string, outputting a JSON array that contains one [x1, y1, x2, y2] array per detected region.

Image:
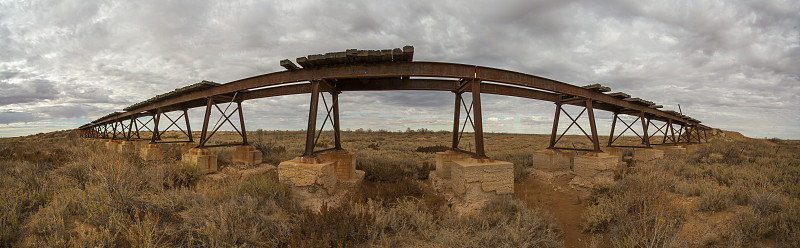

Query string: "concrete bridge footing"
[[182, 148, 218, 174]]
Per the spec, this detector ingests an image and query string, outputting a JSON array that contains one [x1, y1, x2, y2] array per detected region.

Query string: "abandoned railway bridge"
[[77, 46, 713, 198]]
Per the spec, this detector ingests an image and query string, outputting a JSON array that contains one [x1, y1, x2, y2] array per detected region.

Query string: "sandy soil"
[[515, 170, 593, 248]]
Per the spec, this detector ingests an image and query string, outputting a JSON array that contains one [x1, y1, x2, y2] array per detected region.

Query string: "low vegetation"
[[0, 131, 561, 247], [3, 129, 797, 247], [582, 137, 800, 247]]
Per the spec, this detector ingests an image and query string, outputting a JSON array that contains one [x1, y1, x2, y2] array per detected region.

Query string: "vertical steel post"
[[549, 102, 562, 148], [303, 81, 321, 157], [151, 108, 162, 143], [608, 112, 618, 146], [111, 121, 118, 140], [237, 101, 248, 145], [183, 109, 193, 142], [332, 92, 342, 149], [199, 98, 213, 147], [703, 128, 708, 143], [670, 120, 677, 145], [133, 115, 141, 139], [451, 92, 462, 149], [640, 112, 650, 147], [471, 79, 486, 158], [586, 99, 602, 152], [126, 116, 135, 141]]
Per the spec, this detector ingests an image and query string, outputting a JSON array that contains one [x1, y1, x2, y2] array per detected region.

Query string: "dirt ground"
[[515, 169, 594, 248]]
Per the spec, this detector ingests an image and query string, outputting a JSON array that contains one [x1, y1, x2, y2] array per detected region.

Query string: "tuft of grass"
[[288, 202, 375, 247], [163, 162, 202, 189], [414, 145, 449, 154]]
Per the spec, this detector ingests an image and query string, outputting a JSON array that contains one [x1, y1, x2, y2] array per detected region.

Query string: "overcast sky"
[[1, 0, 798, 139]]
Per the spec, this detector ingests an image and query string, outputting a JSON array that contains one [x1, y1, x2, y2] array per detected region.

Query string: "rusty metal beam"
[[81, 61, 708, 131], [303, 81, 320, 157], [472, 79, 486, 158]]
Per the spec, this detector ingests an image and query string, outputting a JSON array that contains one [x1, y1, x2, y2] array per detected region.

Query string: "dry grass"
[[0, 130, 565, 247], [582, 137, 800, 247]]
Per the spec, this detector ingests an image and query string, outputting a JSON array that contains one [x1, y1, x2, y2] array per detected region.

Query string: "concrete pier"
[[278, 157, 338, 194], [573, 152, 618, 188], [655, 145, 687, 157], [316, 149, 364, 184], [451, 158, 514, 200], [104, 140, 120, 150], [633, 148, 664, 164], [140, 143, 164, 161], [532, 149, 572, 171], [232, 145, 262, 166], [434, 150, 472, 178], [182, 148, 218, 174], [118, 141, 135, 154]]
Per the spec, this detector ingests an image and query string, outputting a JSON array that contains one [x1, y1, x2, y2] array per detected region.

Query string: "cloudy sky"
[[1, 0, 798, 139]]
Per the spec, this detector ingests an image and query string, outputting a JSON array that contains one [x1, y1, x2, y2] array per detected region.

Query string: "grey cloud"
[[0, 111, 39, 124], [0, 0, 798, 138], [0, 79, 59, 105]]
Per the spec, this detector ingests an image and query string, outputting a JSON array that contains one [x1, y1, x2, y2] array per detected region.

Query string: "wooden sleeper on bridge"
[[607, 92, 630, 99], [582, 84, 611, 92], [288, 46, 415, 69]]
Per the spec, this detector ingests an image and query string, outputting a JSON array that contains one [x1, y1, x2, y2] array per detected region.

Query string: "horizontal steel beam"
[[82, 62, 707, 129]]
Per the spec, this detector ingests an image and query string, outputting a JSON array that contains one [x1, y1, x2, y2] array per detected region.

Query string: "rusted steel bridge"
[[77, 46, 710, 159]]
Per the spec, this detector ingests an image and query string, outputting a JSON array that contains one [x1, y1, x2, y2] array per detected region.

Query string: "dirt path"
[[515, 172, 594, 248]]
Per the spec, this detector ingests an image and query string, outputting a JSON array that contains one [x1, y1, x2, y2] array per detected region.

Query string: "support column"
[[237, 101, 248, 145], [471, 79, 486, 158], [549, 103, 562, 148], [183, 98, 217, 171], [670, 121, 677, 145], [184, 109, 193, 142], [608, 112, 618, 146], [585, 99, 601, 152], [303, 81, 321, 157], [151, 108, 162, 143], [332, 92, 341, 149], [111, 121, 118, 140], [451, 92, 462, 149], [640, 112, 650, 147], [198, 98, 213, 147], [126, 117, 135, 141]]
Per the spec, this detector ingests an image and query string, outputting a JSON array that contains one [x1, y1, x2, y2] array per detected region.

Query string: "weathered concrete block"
[[656, 146, 687, 157], [573, 152, 618, 178], [451, 158, 514, 197], [682, 144, 700, 155], [132, 140, 149, 153], [602, 147, 626, 162], [118, 141, 135, 154], [104, 140, 121, 151], [435, 150, 472, 178], [180, 142, 198, 155], [182, 148, 218, 174], [317, 149, 356, 180], [532, 149, 572, 171], [633, 148, 664, 163], [278, 157, 337, 194], [140, 143, 164, 161], [232, 145, 262, 166]]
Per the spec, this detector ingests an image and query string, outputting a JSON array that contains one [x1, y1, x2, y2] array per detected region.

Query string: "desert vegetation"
[[0, 130, 562, 247], [582, 137, 800, 247], [1, 129, 797, 247]]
